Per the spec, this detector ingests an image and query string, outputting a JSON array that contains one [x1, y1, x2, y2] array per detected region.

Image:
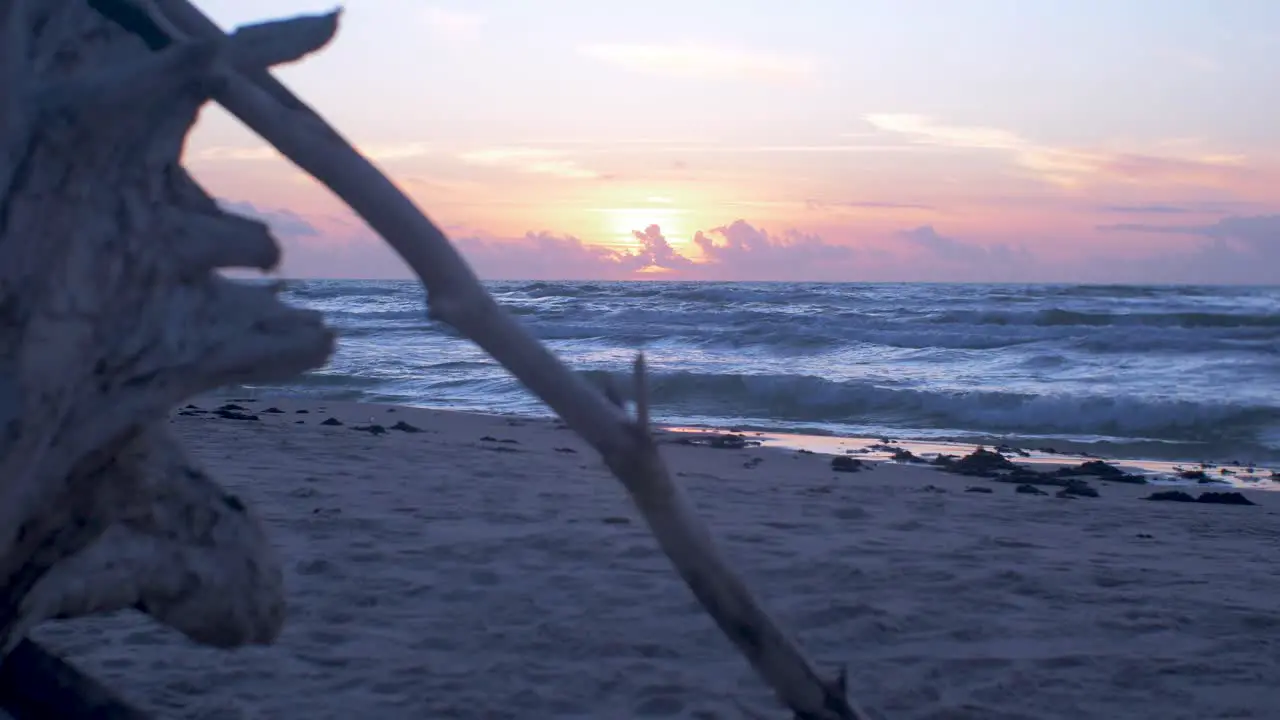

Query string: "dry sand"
[[27, 397, 1280, 719]]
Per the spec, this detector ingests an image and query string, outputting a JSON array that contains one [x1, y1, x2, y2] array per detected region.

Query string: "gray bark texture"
[[0, 0, 334, 681]]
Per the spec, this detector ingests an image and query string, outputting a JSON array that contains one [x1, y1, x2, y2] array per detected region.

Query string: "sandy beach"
[[27, 396, 1280, 719]]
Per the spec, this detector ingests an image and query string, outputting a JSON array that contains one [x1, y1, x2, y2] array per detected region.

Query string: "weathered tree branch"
[[80, 2, 868, 716], [0, 0, 334, 662], [0, 0, 34, 195]]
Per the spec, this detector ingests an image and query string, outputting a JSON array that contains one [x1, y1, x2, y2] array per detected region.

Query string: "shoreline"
[[208, 391, 1280, 492]]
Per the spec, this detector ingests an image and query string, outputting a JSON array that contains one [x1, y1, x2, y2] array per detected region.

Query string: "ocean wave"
[[578, 369, 1280, 442], [323, 309, 1278, 356], [265, 280, 1280, 457], [933, 308, 1280, 329]]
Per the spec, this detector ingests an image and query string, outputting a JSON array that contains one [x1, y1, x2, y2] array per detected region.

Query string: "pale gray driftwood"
[[18, 425, 285, 648], [0, 0, 336, 659], [90, 2, 869, 717]]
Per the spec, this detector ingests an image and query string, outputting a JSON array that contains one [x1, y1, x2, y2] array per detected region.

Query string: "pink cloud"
[[457, 223, 857, 281], [1097, 214, 1280, 283], [1095, 154, 1252, 188], [457, 232, 637, 280], [864, 114, 1253, 190], [218, 199, 1279, 284], [691, 221, 857, 279], [897, 225, 1031, 266]]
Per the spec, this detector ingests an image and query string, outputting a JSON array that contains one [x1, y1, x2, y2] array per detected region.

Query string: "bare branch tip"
[[631, 353, 651, 429], [314, 7, 343, 41], [225, 7, 342, 70]]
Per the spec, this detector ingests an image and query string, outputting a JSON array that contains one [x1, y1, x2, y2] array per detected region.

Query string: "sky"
[[189, 0, 1280, 283]]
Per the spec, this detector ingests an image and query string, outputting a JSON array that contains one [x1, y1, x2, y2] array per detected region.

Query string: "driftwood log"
[[0, 1, 869, 718], [0, 0, 333, 712], [0, 638, 149, 719]]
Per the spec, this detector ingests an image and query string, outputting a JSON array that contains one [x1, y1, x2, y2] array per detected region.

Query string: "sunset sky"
[[190, 0, 1280, 283]]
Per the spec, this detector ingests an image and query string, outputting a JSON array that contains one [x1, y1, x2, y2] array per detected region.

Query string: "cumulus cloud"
[[457, 232, 635, 280], [886, 226, 1036, 282], [691, 221, 856, 279], [1197, 215, 1280, 248], [1097, 214, 1280, 283], [215, 200, 1038, 282], [220, 201, 863, 280], [219, 200, 319, 238], [457, 222, 855, 280], [897, 225, 1028, 264], [216, 198, 1274, 284], [627, 225, 695, 271], [217, 199, 401, 279]]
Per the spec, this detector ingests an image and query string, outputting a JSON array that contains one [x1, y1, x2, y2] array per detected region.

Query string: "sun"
[[597, 206, 692, 250]]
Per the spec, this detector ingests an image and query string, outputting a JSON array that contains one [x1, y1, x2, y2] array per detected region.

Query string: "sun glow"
[[594, 206, 692, 249]]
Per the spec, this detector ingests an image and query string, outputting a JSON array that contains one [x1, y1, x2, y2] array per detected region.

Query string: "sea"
[[252, 280, 1280, 465]]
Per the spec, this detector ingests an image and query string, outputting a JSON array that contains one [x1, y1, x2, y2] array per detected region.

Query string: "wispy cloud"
[[1097, 203, 1198, 215], [1096, 214, 1280, 242], [361, 142, 436, 160], [458, 147, 599, 179], [866, 115, 1028, 151], [458, 138, 923, 156], [806, 199, 935, 212], [580, 43, 816, 81], [189, 146, 282, 162], [420, 6, 487, 43], [192, 141, 434, 163], [1096, 200, 1263, 216], [864, 114, 1247, 188], [865, 114, 1100, 186], [698, 144, 923, 154]]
